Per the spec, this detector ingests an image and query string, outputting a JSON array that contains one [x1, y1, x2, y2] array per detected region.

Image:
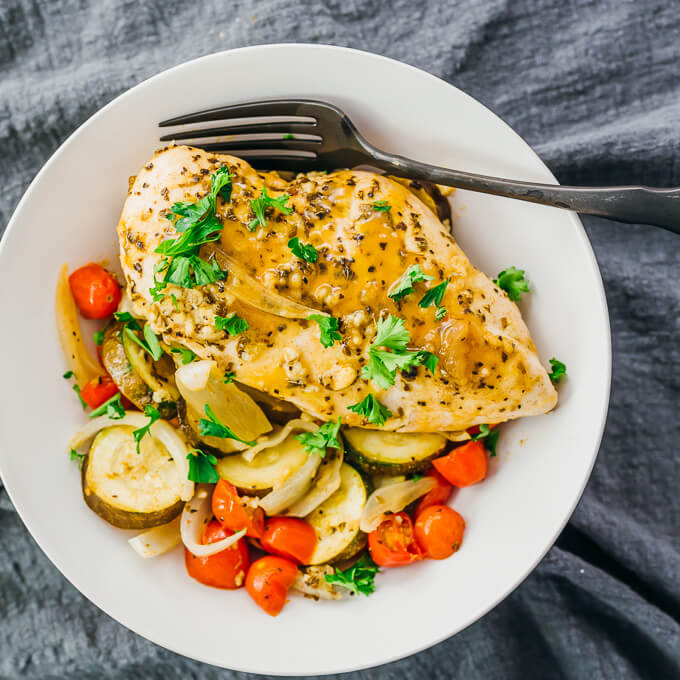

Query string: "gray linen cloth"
[[1, 1, 678, 678]]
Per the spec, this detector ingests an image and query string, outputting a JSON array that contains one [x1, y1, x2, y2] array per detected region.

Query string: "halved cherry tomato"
[[185, 519, 250, 589], [245, 555, 298, 616], [260, 517, 316, 564], [415, 469, 453, 515], [414, 504, 465, 560], [69, 263, 121, 319], [212, 479, 265, 539], [368, 512, 423, 567], [80, 375, 119, 409], [433, 440, 487, 487]]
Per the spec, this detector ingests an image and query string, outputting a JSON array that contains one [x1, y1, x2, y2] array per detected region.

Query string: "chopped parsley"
[[371, 200, 391, 212], [419, 280, 448, 309], [494, 266, 530, 302], [388, 265, 434, 302], [171, 347, 196, 365], [124, 324, 163, 361], [548, 358, 567, 383], [411, 473, 423, 482], [308, 314, 342, 348], [198, 404, 255, 445], [88, 392, 125, 420], [113, 312, 141, 331], [93, 329, 105, 347], [69, 448, 86, 470], [347, 394, 392, 426], [472, 423, 500, 457], [186, 448, 219, 484], [435, 306, 447, 321], [170, 293, 178, 309], [324, 553, 380, 596], [288, 237, 318, 263], [248, 187, 292, 230], [132, 405, 161, 454], [62, 370, 74, 379], [215, 313, 249, 337], [295, 419, 342, 458], [283, 133, 295, 140], [72, 384, 87, 410], [223, 371, 235, 384]]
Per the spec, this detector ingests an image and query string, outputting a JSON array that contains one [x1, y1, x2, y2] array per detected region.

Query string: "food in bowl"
[[59, 145, 566, 615]]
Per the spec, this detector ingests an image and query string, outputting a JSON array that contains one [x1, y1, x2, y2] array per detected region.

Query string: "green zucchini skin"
[[343, 428, 448, 475]]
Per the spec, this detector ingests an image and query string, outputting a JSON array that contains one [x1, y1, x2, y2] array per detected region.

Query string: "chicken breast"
[[118, 145, 557, 432]]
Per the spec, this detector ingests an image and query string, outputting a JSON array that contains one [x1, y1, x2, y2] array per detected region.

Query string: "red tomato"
[[212, 479, 265, 539], [80, 375, 119, 409], [414, 505, 465, 560], [185, 519, 250, 589], [245, 556, 298, 616], [260, 517, 316, 564], [415, 469, 453, 515], [368, 512, 424, 567], [433, 440, 488, 487], [69, 264, 121, 319]]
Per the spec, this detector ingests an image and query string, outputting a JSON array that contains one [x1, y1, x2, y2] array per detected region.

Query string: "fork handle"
[[371, 151, 680, 233]]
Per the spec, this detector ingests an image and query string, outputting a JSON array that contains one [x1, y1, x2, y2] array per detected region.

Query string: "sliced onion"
[[292, 566, 345, 601], [285, 449, 344, 517], [259, 452, 322, 515], [68, 411, 194, 501], [371, 473, 407, 489], [128, 516, 181, 558], [443, 431, 471, 442], [243, 419, 318, 463], [206, 244, 327, 320], [181, 484, 246, 557], [56, 263, 103, 385], [360, 477, 436, 533], [176, 359, 214, 391]]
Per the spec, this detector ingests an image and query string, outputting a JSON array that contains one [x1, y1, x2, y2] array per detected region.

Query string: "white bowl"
[[0, 45, 610, 675]]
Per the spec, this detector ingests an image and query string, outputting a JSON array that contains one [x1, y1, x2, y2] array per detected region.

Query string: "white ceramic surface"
[[0, 45, 610, 675]]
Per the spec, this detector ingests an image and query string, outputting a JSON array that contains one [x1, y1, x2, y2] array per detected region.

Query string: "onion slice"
[[360, 477, 436, 533], [443, 431, 471, 442], [68, 411, 194, 501], [128, 516, 181, 558], [206, 244, 327, 320], [175, 359, 214, 391], [180, 484, 246, 557], [292, 566, 345, 600], [243, 419, 318, 463], [259, 453, 322, 516], [56, 263, 103, 385], [285, 449, 344, 517]]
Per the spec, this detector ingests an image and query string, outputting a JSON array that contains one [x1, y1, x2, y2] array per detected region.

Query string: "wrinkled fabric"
[[0, 1, 679, 678]]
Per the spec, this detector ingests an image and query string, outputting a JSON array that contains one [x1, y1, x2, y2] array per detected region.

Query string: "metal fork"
[[160, 99, 680, 232]]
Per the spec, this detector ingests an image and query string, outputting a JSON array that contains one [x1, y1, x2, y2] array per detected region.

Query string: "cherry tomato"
[[80, 375, 119, 409], [433, 440, 488, 487], [415, 469, 453, 515], [212, 479, 265, 539], [368, 512, 424, 567], [185, 519, 250, 589], [260, 517, 316, 564], [69, 264, 121, 319], [245, 555, 298, 616], [414, 505, 465, 559]]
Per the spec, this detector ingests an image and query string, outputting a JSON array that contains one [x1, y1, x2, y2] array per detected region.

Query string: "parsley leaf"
[[215, 313, 249, 336], [198, 404, 255, 445], [93, 329, 105, 346], [124, 325, 163, 361], [223, 371, 235, 384], [62, 370, 74, 379], [295, 419, 342, 457], [283, 133, 295, 140], [186, 448, 220, 484], [70, 448, 86, 470], [373, 315, 410, 351], [388, 265, 434, 301], [170, 293, 178, 309], [171, 347, 196, 365], [347, 394, 392, 426], [371, 200, 391, 212], [248, 187, 292, 230], [288, 237, 318, 263], [418, 351, 439, 374], [548, 358, 567, 383], [411, 473, 423, 482], [113, 312, 142, 331], [494, 266, 530, 302], [308, 314, 342, 348], [472, 424, 500, 457], [88, 392, 125, 420], [72, 384, 87, 410], [435, 306, 447, 321], [324, 553, 380, 596], [419, 280, 448, 309], [132, 405, 161, 454]]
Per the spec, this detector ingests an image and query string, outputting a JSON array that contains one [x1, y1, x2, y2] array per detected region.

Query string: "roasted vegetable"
[[82, 425, 184, 529], [237, 383, 301, 424]]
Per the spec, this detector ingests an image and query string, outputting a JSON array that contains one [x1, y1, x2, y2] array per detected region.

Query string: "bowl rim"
[[0, 43, 611, 674]]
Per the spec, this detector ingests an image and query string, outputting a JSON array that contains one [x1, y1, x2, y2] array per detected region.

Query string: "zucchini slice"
[[305, 464, 369, 566], [344, 428, 447, 475], [215, 431, 308, 492], [82, 425, 184, 529]]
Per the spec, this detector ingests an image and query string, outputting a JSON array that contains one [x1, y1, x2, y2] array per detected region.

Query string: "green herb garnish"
[[215, 313, 249, 337], [371, 200, 391, 212], [324, 553, 380, 596], [548, 358, 567, 383], [88, 392, 125, 420], [198, 404, 255, 445], [223, 371, 236, 384], [63, 370, 74, 379], [186, 448, 219, 483], [93, 329, 105, 347], [471, 423, 500, 457], [494, 266, 530, 302], [124, 325, 163, 361], [294, 419, 342, 458], [171, 347, 196, 365], [113, 312, 142, 331], [132, 405, 161, 454], [418, 280, 448, 309], [388, 265, 434, 302], [72, 384, 87, 410], [435, 306, 447, 321], [70, 449, 86, 470], [308, 314, 342, 348], [347, 394, 392, 426], [288, 237, 318, 263], [248, 187, 292, 230]]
